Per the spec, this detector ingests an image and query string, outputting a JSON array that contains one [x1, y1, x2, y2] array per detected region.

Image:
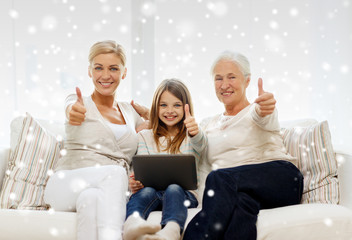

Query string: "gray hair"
[[210, 51, 251, 78]]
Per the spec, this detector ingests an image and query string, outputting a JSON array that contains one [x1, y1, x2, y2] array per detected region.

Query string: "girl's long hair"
[[149, 79, 194, 153]]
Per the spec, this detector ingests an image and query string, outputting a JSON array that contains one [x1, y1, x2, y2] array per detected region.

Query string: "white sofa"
[[0, 116, 352, 240]]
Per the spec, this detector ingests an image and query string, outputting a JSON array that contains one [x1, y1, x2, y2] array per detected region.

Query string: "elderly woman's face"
[[213, 60, 250, 107]]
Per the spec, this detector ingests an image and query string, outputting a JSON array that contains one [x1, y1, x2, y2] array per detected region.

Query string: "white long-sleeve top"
[[55, 94, 143, 173], [200, 103, 296, 170]]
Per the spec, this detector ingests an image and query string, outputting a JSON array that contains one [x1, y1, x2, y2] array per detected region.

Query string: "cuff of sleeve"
[[251, 103, 271, 126], [189, 130, 204, 145]]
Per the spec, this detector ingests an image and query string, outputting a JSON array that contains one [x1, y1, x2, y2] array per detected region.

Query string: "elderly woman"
[[44, 40, 146, 240], [182, 51, 303, 240]]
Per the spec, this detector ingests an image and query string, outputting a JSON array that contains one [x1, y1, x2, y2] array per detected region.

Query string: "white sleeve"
[[251, 104, 280, 131], [189, 129, 208, 156]]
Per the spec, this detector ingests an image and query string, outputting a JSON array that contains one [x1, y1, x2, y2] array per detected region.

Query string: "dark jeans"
[[126, 184, 198, 230], [183, 160, 303, 240]]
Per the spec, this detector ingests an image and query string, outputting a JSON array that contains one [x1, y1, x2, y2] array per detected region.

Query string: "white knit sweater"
[[55, 94, 143, 173], [200, 103, 296, 170]]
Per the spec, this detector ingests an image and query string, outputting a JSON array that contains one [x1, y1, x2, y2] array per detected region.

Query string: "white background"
[[1, 0, 351, 153]]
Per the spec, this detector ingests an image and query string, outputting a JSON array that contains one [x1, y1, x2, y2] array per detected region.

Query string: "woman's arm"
[[131, 100, 150, 120]]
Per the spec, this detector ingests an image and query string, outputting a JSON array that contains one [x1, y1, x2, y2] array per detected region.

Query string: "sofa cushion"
[[256, 204, 352, 240], [0, 113, 63, 210], [147, 204, 352, 240], [0, 209, 76, 240], [281, 121, 339, 204]]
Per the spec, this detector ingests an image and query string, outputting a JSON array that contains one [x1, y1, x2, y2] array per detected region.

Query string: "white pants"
[[44, 165, 128, 240]]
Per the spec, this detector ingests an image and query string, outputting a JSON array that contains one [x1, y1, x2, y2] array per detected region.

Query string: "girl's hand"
[[183, 104, 199, 137], [129, 173, 144, 194]]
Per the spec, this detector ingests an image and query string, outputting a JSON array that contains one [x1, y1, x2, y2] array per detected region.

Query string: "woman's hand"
[[136, 120, 150, 133], [131, 100, 150, 120], [184, 104, 199, 137], [254, 78, 276, 117], [68, 87, 87, 125], [129, 173, 144, 194]]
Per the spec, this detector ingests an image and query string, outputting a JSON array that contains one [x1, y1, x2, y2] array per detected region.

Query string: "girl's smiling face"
[[158, 90, 184, 134]]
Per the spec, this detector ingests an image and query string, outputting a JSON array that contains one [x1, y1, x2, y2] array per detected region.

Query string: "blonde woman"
[[44, 40, 146, 240], [123, 79, 207, 240]]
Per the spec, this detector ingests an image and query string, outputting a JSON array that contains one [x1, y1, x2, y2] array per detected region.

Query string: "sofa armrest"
[[0, 147, 11, 191], [336, 151, 352, 209]]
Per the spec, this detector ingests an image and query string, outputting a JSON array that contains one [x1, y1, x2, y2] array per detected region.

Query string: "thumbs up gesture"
[[68, 87, 87, 125], [254, 78, 276, 117], [183, 104, 199, 137]]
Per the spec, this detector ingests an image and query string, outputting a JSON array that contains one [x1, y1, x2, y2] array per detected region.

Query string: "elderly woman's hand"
[[254, 78, 276, 117], [129, 173, 144, 194]]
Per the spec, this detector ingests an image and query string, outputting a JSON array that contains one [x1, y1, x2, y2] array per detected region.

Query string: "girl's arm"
[[184, 104, 208, 154], [189, 128, 208, 155], [136, 131, 151, 155]]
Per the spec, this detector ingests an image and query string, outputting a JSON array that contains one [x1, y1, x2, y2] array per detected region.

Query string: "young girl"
[[123, 79, 207, 240]]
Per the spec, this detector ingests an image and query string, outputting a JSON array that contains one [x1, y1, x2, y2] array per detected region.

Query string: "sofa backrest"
[[2, 117, 350, 208]]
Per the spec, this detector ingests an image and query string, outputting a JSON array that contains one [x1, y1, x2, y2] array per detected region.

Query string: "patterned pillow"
[[281, 121, 339, 204], [0, 113, 63, 209]]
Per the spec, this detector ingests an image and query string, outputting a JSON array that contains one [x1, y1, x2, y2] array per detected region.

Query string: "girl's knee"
[[165, 184, 183, 194], [136, 187, 157, 199]]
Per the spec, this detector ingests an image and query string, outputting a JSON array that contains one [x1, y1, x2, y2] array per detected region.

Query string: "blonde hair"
[[88, 40, 126, 67], [150, 79, 194, 154]]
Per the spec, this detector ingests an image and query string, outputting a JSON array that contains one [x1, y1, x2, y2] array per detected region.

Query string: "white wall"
[[1, 0, 351, 153], [136, 0, 352, 153], [0, 0, 133, 145]]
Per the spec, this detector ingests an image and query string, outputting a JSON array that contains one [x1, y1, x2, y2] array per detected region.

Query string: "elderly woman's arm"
[[252, 78, 280, 131], [251, 105, 280, 131]]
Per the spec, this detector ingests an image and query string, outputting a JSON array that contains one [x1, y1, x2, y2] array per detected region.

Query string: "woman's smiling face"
[[89, 53, 126, 97]]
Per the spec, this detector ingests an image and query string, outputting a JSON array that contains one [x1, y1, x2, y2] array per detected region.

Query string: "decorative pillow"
[[281, 121, 339, 204], [0, 113, 63, 209]]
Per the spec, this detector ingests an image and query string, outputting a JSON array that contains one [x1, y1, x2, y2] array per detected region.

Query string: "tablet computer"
[[132, 154, 197, 191]]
